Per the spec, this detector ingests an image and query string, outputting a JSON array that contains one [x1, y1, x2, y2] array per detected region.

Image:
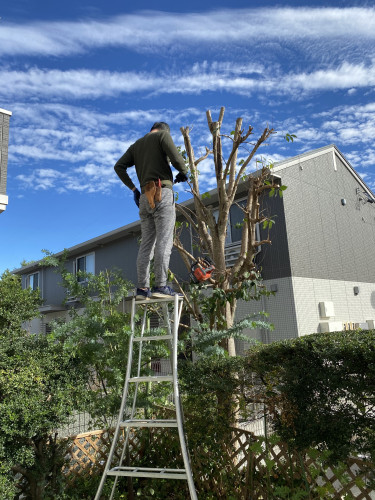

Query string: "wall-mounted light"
[[341, 198, 346, 206], [354, 286, 359, 296]]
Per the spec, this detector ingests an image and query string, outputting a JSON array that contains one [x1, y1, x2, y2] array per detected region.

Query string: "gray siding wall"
[[0, 112, 10, 195], [92, 228, 189, 288], [255, 193, 291, 280], [94, 234, 140, 286], [28, 225, 191, 308], [43, 267, 67, 305], [280, 151, 375, 283], [21, 268, 67, 306]]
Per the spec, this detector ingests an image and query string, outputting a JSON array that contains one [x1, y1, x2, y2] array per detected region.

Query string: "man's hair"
[[150, 122, 170, 133]]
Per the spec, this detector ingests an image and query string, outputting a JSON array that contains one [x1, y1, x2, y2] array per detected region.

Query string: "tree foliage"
[[0, 271, 87, 499], [41, 253, 135, 428], [0, 270, 42, 334]]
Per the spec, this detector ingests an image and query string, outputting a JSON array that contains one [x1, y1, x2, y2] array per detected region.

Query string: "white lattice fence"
[[64, 427, 375, 499]]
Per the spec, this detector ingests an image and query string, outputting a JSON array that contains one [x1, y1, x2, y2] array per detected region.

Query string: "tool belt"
[[141, 180, 172, 209]]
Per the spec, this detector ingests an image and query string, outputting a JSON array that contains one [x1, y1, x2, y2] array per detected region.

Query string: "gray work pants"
[[137, 187, 176, 288]]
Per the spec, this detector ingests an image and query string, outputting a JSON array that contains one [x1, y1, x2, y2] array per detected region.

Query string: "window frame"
[[74, 252, 95, 283], [26, 271, 40, 291]]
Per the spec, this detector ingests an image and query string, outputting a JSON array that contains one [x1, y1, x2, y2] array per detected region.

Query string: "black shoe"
[[151, 286, 183, 298], [136, 288, 151, 300]]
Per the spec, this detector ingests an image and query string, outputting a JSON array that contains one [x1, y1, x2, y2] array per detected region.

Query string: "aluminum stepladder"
[[94, 294, 197, 500]]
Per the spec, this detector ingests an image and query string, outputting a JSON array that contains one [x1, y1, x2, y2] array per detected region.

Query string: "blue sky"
[[1, 0, 375, 273]]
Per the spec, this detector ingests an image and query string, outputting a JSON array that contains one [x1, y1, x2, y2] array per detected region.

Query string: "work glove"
[[133, 188, 141, 207], [174, 172, 188, 184]]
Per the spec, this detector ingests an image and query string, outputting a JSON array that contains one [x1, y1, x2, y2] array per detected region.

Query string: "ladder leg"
[[109, 304, 149, 500], [167, 295, 198, 500], [95, 298, 137, 500], [161, 302, 173, 355]]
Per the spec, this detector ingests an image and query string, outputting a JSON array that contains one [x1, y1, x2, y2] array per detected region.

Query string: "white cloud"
[[16, 168, 63, 190], [283, 63, 375, 92], [9, 101, 375, 196], [2, 62, 375, 102], [0, 8, 374, 58], [16, 162, 117, 194]]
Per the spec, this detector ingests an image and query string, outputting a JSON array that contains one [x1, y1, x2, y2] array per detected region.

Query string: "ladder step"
[[133, 296, 183, 304], [107, 466, 187, 479], [133, 334, 173, 342], [121, 419, 178, 428], [129, 375, 173, 383]]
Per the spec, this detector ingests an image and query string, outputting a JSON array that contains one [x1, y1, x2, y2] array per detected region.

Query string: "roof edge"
[[273, 144, 336, 169], [0, 108, 12, 116]]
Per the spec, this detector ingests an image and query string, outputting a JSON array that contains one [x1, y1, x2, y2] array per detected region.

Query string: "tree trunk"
[[29, 478, 44, 500], [225, 301, 237, 357]]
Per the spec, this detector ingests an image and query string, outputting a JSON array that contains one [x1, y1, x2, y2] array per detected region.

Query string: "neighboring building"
[[0, 108, 12, 214], [14, 145, 375, 347], [235, 144, 375, 349]]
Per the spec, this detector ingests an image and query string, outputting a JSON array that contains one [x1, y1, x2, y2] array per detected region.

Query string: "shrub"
[[245, 329, 375, 463]]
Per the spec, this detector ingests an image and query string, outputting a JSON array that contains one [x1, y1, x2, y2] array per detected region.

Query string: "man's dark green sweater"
[[114, 130, 188, 190]]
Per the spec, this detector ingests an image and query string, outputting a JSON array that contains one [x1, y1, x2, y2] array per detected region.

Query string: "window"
[[27, 272, 39, 290], [229, 199, 247, 244], [75, 253, 95, 282]]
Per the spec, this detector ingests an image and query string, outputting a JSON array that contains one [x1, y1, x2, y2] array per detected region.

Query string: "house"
[[0, 108, 12, 214], [236, 144, 375, 348], [14, 144, 375, 348]]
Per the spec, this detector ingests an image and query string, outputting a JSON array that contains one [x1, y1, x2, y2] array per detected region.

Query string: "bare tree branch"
[[172, 274, 203, 323], [180, 126, 214, 255], [256, 182, 280, 194], [231, 126, 275, 203], [226, 118, 244, 196], [175, 203, 199, 234], [173, 236, 195, 267], [194, 146, 212, 166]]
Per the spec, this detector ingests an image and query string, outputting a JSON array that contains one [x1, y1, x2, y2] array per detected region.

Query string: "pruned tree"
[[174, 107, 288, 356]]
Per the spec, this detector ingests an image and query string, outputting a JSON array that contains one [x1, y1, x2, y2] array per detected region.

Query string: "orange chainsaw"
[[190, 257, 215, 283]]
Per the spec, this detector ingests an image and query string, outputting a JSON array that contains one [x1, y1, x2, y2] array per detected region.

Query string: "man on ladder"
[[114, 121, 188, 300], [95, 122, 197, 500]]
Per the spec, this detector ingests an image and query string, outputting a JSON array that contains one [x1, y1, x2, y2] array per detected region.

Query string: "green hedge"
[[245, 329, 375, 462]]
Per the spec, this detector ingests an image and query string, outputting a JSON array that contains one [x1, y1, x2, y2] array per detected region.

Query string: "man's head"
[[150, 122, 170, 133]]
